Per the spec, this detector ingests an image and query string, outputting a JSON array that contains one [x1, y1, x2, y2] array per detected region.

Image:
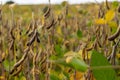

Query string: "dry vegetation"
[[0, 1, 120, 80]]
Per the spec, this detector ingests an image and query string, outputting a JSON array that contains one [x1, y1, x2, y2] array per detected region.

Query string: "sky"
[[0, 0, 118, 4]]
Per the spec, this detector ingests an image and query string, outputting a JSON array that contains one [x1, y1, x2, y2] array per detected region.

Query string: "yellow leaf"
[[70, 72, 85, 80], [55, 10, 61, 15], [78, 49, 92, 60], [66, 56, 73, 63], [56, 26, 62, 36], [2, 52, 5, 61], [20, 76, 26, 80], [116, 53, 120, 59], [105, 10, 115, 21], [64, 51, 77, 63], [78, 50, 83, 59], [75, 72, 85, 80], [0, 76, 5, 80], [95, 18, 106, 25], [41, 16, 45, 25], [64, 51, 76, 57], [87, 51, 92, 59], [108, 21, 117, 28]]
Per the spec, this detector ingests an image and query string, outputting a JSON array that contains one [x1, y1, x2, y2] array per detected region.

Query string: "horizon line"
[[1, 0, 115, 5]]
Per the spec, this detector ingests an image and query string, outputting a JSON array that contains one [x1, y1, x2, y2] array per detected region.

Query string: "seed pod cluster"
[[10, 47, 30, 75], [9, 27, 15, 50], [43, 6, 51, 19], [39, 51, 48, 73], [108, 25, 120, 41], [10, 27, 15, 40], [26, 21, 33, 35], [27, 30, 40, 46], [11, 65, 22, 76], [43, 6, 57, 30], [26, 19, 41, 46], [46, 19, 54, 29], [27, 30, 36, 46]]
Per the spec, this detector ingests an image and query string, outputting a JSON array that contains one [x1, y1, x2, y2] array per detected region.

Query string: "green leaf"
[[108, 21, 117, 34], [68, 58, 88, 72], [56, 51, 88, 72], [55, 59, 69, 67], [77, 30, 83, 38], [111, 26, 117, 34], [54, 44, 64, 57], [87, 20, 93, 27], [92, 36, 96, 41], [50, 73, 60, 80], [55, 45, 61, 54], [56, 57, 88, 72], [91, 50, 116, 80], [63, 71, 70, 80], [3, 60, 9, 71], [61, 1, 68, 7], [3, 59, 14, 71], [112, 1, 119, 8], [116, 76, 120, 80]]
